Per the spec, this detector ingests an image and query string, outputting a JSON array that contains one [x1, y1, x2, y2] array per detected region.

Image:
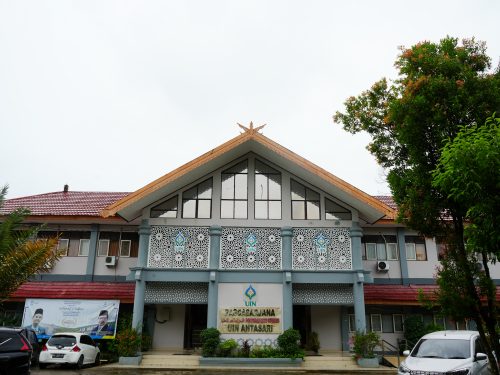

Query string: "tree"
[[334, 37, 500, 372], [0, 186, 61, 302]]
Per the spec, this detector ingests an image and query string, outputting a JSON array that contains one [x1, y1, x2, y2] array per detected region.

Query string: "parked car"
[[0, 327, 32, 375], [398, 330, 490, 375], [39, 332, 100, 369], [18, 328, 40, 366]]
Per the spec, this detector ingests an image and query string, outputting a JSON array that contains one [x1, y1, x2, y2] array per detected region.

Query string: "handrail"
[[379, 339, 401, 367]]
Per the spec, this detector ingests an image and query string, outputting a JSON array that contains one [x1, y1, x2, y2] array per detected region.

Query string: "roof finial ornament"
[[237, 121, 266, 135]]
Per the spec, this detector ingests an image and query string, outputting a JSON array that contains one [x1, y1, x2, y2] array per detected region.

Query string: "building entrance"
[[183, 304, 207, 349], [293, 305, 311, 348]]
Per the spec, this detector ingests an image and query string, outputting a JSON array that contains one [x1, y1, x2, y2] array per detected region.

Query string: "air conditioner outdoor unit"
[[377, 261, 389, 272], [105, 256, 117, 267]]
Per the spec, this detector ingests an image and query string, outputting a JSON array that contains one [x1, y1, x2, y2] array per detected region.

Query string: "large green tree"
[[334, 37, 500, 372], [0, 186, 61, 302]]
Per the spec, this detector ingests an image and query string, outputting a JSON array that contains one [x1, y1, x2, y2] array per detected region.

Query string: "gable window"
[[221, 160, 248, 219], [362, 235, 398, 260], [97, 239, 110, 257], [151, 196, 178, 218], [325, 198, 352, 220], [57, 238, 69, 256], [182, 178, 213, 218], [78, 239, 90, 257], [120, 240, 131, 257], [291, 180, 320, 220], [255, 160, 281, 219], [405, 236, 427, 260]]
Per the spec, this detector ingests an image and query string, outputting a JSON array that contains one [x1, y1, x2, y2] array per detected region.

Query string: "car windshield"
[[47, 335, 77, 347], [412, 338, 470, 359]]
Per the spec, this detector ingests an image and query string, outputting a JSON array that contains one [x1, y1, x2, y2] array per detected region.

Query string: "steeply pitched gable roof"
[[102, 125, 396, 223]]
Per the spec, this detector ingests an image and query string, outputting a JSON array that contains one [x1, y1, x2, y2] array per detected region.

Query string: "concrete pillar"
[[132, 220, 150, 334], [350, 222, 366, 332], [207, 225, 221, 328], [281, 226, 293, 330], [85, 224, 99, 280]]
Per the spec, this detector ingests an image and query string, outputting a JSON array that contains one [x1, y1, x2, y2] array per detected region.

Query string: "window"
[[255, 160, 281, 219], [57, 239, 69, 256], [348, 314, 356, 332], [382, 314, 394, 333], [97, 239, 110, 257], [362, 235, 398, 260], [393, 314, 404, 332], [325, 198, 352, 220], [291, 180, 320, 219], [221, 160, 248, 219], [78, 239, 90, 256], [120, 240, 131, 257], [151, 196, 178, 218], [371, 314, 382, 332], [405, 236, 427, 260], [182, 178, 213, 218]]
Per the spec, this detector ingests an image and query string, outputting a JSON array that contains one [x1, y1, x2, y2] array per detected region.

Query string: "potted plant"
[[115, 327, 143, 365], [352, 330, 380, 368]]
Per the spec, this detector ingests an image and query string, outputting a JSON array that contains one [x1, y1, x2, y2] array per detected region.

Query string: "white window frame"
[[393, 314, 404, 333], [348, 314, 356, 332], [120, 240, 131, 257], [370, 314, 382, 332], [386, 243, 398, 260], [365, 243, 377, 260], [57, 238, 69, 256], [78, 239, 90, 257], [97, 239, 110, 257], [405, 243, 417, 260]]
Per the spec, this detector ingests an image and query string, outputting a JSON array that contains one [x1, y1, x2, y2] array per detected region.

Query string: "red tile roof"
[[10, 282, 135, 303], [0, 191, 130, 217], [373, 195, 397, 210], [1, 191, 394, 218], [365, 284, 500, 305]]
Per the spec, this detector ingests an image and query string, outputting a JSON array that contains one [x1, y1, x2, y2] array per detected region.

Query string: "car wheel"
[[76, 355, 84, 369], [94, 353, 100, 366]]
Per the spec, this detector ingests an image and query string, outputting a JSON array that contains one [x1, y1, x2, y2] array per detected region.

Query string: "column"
[[85, 224, 99, 280], [207, 225, 221, 328], [132, 219, 150, 334], [397, 228, 409, 285], [351, 222, 366, 332], [281, 226, 293, 330]]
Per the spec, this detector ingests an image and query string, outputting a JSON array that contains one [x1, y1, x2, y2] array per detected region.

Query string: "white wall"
[[93, 256, 136, 276], [310, 305, 341, 351], [51, 257, 87, 275], [152, 304, 186, 350]]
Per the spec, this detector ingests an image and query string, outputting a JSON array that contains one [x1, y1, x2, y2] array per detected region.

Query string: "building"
[[2, 124, 498, 351]]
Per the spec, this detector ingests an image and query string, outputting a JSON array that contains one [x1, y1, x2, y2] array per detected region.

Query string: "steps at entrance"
[[141, 352, 200, 368]]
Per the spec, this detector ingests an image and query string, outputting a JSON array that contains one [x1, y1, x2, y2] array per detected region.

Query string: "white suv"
[[398, 330, 490, 375]]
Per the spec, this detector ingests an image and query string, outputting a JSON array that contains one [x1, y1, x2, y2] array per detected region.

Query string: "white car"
[[39, 332, 100, 369], [399, 330, 490, 375]]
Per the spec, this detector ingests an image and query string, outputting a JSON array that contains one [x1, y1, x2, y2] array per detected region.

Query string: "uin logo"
[[244, 284, 257, 306]]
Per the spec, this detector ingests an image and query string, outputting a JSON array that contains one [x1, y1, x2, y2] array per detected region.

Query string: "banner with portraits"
[[22, 298, 120, 339]]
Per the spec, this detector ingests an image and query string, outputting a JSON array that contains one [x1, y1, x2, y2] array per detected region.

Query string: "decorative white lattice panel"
[[293, 283, 353, 304], [145, 282, 208, 303], [148, 226, 210, 269], [220, 227, 282, 270], [292, 228, 352, 270]]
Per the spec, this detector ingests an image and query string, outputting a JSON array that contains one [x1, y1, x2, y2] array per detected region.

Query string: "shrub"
[[217, 339, 238, 357], [200, 328, 220, 357], [250, 345, 281, 358], [114, 327, 142, 357], [238, 339, 251, 358], [352, 330, 380, 359], [403, 316, 426, 348], [277, 328, 304, 359], [306, 331, 320, 354]]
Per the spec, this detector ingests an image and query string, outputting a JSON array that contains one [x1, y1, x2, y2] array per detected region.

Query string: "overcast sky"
[[1, 1, 499, 199]]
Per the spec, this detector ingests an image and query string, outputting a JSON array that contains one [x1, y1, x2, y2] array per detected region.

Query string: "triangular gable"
[[102, 125, 395, 223]]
